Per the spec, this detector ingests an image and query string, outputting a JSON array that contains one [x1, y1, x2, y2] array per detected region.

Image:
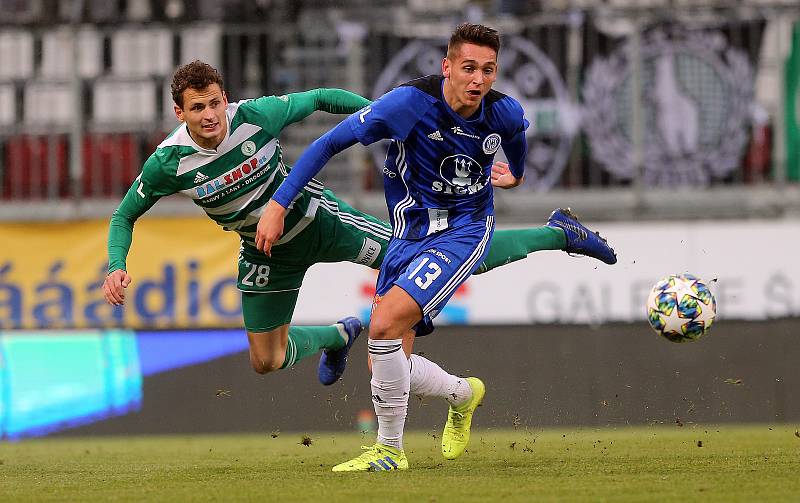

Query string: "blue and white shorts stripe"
[[374, 216, 494, 331]]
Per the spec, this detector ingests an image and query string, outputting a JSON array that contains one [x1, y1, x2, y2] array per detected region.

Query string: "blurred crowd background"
[[1, 0, 798, 221]]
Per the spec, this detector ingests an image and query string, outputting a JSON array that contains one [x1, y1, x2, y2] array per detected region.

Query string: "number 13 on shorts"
[[407, 256, 442, 290]]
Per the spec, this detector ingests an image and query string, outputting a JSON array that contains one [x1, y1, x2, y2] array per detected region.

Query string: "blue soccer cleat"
[[546, 208, 617, 265], [318, 317, 363, 385]]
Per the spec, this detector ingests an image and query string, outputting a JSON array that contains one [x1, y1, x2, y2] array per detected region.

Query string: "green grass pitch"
[[1, 425, 798, 502]]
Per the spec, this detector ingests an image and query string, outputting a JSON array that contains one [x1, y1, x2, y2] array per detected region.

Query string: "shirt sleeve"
[[498, 97, 530, 180], [346, 86, 432, 145], [249, 89, 372, 137], [271, 86, 433, 208], [107, 152, 177, 273], [503, 130, 527, 180]]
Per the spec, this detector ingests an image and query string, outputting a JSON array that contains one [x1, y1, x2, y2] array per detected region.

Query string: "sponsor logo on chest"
[[451, 126, 480, 139], [431, 154, 489, 195], [194, 153, 269, 198]]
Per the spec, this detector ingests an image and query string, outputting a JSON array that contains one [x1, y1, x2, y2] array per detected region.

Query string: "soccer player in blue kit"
[[259, 23, 615, 471]]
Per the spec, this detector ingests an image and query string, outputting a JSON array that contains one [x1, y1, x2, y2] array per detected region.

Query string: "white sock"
[[368, 339, 410, 450], [409, 354, 473, 408]]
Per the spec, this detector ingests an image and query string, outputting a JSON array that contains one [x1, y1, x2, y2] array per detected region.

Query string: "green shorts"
[[239, 189, 392, 332]]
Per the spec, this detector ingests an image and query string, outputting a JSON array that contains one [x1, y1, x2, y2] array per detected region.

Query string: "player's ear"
[[174, 104, 184, 122], [442, 57, 450, 78], [222, 90, 228, 105]]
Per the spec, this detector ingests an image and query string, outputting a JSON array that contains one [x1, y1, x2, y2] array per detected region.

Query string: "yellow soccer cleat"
[[331, 443, 408, 472], [441, 377, 485, 460]]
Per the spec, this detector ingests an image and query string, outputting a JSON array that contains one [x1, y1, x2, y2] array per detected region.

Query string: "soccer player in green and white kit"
[[103, 60, 614, 394]]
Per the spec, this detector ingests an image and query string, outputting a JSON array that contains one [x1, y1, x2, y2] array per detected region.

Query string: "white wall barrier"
[[295, 219, 800, 325]]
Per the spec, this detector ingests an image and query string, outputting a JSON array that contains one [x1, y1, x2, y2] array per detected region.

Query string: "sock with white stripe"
[[279, 325, 347, 369], [369, 338, 410, 450], [409, 354, 473, 407]]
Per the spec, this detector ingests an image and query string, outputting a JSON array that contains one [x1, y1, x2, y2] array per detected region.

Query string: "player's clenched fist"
[[255, 199, 288, 257], [103, 269, 132, 306]]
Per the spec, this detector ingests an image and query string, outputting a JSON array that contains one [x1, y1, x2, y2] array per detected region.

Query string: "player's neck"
[[188, 123, 227, 151], [442, 78, 480, 119], [192, 135, 221, 151]]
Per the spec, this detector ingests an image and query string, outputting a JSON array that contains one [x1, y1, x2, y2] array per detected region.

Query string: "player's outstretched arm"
[[280, 89, 372, 127], [104, 163, 165, 304], [311, 88, 372, 115], [105, 203, 141, 306]]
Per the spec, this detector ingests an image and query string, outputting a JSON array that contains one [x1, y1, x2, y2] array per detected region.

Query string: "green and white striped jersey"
[[108, 89, 371, 272]]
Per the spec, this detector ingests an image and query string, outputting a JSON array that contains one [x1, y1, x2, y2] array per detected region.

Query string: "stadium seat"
[[407, 0, 467, 13], [0, 0, 42, 24], [87, 0, 121, 22], [180, 24, 222, 69], [126, 0, 152, 21], [0, 84, 15, 126], [23, 82, 72, 126], [111, 28, 173, 78], [93, 79, 157, 125], [1, 134, 141, 199], [82, 134, 140, 197], [1, 135, 69, 199], [40, 27, 103, 80], [0, 30, 34, 81]]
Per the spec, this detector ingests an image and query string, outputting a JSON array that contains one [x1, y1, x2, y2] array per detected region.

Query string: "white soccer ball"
[[646, 273, 716, 343]]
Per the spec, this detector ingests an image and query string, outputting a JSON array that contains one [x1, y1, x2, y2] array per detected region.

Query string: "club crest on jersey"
[[482, 133, 501, 154], [433, 154, 488, 195], [241, 140, 256, 156]]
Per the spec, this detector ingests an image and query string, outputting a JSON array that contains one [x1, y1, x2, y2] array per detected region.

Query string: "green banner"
[[786, 21, 800, 181]]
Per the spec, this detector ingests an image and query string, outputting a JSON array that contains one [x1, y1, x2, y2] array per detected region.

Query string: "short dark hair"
[[171, 60, 224, 108], [447, 23, 500, 59]]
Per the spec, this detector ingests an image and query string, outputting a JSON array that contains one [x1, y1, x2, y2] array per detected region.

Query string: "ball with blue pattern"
[[646, 273, 716, 343]]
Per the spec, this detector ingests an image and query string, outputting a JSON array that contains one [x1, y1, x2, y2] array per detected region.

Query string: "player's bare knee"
[[249, 351, 284, 374], [249, 355, 269, 374], [250, 358, 280, 374], [367, 317, 401, 341], [366, 319, 389, 340]]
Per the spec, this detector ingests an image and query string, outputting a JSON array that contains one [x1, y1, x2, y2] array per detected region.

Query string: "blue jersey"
[[347, 76, 528, 240]]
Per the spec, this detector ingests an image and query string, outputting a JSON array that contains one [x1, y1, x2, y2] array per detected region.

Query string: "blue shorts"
[[374, 216, 494, 335]]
